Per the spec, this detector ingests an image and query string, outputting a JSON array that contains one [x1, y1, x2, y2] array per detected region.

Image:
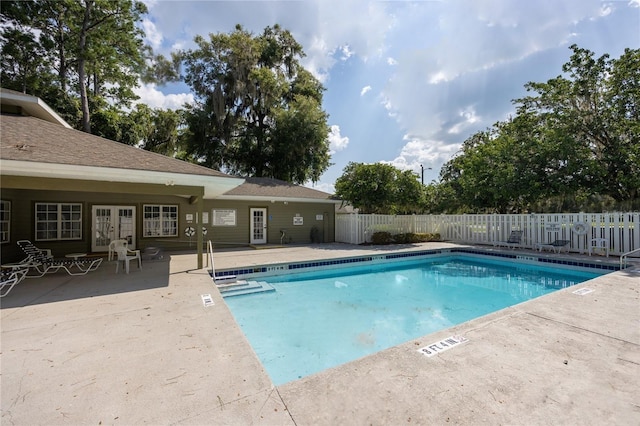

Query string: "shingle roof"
[[1, 113, 231, 178], [223, 177, 337, 201]]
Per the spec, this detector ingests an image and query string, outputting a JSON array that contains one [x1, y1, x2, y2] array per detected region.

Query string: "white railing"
[[335, 212, 640, 256]]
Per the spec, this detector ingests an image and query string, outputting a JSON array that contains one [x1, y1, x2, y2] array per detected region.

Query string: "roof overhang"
[[216, 194, 342, 204], [0, 159, 244, 199], [1, 90, 72, 128]]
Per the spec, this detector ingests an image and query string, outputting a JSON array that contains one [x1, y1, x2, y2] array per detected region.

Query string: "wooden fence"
[[335, 212, 640, 256]]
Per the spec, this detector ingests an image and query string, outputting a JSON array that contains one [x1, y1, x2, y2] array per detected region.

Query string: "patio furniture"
[[536, 239, 571, 254], [16, 240, 103, 277], [1, 264, 29, 297], [114, 246, 142, 274], [493, 231, 523, 249], [108, 239, 129, 261], [588, 238, 609, 257], [65, 253, 87, 260]]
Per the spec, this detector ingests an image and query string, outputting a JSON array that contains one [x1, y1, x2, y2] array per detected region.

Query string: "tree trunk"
[[78, 0, 93, 133]]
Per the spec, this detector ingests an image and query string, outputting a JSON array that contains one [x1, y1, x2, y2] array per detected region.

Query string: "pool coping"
[[214, 245, 622, 281], [1, 242, 638, 425]]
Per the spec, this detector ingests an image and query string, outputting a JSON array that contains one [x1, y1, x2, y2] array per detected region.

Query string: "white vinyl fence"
[[335, 212, 640, 256]]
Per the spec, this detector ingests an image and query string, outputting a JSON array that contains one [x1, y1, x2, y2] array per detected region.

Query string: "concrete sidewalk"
[[1, 243, 639, 425]]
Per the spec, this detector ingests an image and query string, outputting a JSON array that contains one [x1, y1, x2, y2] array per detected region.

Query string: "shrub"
[[371, 231, 394, 244], [415, 233, 441, 242], [368, 231, 441, 245]]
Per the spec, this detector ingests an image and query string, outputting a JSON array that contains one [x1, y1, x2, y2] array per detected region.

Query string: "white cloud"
[[339, 45, 354, 60], [448, 107, 481, 135], [387, 57, 397, 66], [304, 181, 335, 195], [386, 135, 460, 182], [360, 86, 372, 96], [141, 19, 162, 49], [133, 83, 193, 110], [328, 125, 349, 154]]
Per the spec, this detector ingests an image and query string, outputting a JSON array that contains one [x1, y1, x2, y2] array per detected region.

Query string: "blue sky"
[[136, 0, 639, 193]]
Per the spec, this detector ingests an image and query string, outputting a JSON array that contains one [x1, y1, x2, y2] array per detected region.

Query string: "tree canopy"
[[178, 25, 331, 184], [335, 162, 424, 214], [2, 14, 332, 185], [1, 0, 150, 133], [430, 45, 639, 213]]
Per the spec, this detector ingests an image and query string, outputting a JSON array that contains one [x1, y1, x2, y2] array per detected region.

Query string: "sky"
[[136, 0, 640, 194]]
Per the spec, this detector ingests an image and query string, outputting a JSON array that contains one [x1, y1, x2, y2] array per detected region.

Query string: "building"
[[0, 89, 339, 267]]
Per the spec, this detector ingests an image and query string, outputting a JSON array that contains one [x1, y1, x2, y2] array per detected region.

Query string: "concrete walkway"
[[1, 243, 638, 425]]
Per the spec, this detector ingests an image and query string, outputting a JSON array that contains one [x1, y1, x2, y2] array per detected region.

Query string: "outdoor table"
[[65, 253, 87, 261]]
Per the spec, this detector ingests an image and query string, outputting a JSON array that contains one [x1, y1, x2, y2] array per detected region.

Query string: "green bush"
[[415, 233, 441, 242], [368, 231, 441, 245], [371, 231, 394, 244]]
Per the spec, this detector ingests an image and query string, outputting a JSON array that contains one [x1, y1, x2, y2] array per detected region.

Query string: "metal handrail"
[[620, 247, 640, 269], [206, 240, 214, 274]]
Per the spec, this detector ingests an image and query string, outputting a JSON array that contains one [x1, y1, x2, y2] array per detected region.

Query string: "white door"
[[92, 205, 136, 252], [250, 208, 267, 244]]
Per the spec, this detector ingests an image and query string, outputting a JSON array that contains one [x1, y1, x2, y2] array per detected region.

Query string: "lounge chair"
[[536, 239, 571, 254], [1, 265, 29, 297], [493, 230, 523, 249], [16, 240, 103, 277]]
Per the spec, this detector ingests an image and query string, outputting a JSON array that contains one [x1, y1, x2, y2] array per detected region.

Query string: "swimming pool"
[[224, 255, 605, 385]]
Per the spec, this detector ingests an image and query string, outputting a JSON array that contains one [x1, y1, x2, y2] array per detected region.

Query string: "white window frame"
[[0, 200, 10, 243], [35, 202, 83, 241], [143, 205, 178, 237]]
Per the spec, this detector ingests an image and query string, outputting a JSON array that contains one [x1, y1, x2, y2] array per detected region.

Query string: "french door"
[[92, 205, 136, 252], [250, 208, 267, 244]]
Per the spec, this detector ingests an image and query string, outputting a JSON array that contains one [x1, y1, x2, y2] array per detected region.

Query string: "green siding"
[[207, 200, 335, 245], [1, 188, 336, 263]]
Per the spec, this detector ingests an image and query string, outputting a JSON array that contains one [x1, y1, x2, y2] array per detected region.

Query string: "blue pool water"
[[224, 255, 603, 385]]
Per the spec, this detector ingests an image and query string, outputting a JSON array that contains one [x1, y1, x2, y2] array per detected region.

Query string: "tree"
[[517, 44, 640, 203], [179, 25, 330, 184], [335, 162, 424, 214], [433, 45, 639, 213], [1, 0, 149, 133]]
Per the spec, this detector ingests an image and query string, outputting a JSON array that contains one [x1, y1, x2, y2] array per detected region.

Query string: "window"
[[0, 200, 10, 243], [143, 205, 178, 237], [35, 203, 82, 241]]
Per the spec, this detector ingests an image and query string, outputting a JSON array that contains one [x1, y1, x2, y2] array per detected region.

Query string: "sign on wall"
[[293, 215, 303, 225], [212, 209, 237, 226], [544, 223, 561, 232]]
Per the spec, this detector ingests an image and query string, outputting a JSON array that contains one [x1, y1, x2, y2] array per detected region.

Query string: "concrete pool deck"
[[1, 243, 638, 425]]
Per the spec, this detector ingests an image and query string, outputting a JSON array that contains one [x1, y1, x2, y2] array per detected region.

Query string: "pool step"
[[217, 280, 275, 298]]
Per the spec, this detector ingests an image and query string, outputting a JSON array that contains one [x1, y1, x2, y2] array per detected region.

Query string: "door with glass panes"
[[250, 208, 267, 244], [91, 206, 136, 252]]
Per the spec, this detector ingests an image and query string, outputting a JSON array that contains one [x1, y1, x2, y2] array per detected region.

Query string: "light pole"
[[420, 165, 431, 185]]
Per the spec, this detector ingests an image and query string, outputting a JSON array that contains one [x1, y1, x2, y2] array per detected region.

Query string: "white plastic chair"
[[108, 239, 128, 261], [115, 246, 142, 274], [588, 238, 609, 257]]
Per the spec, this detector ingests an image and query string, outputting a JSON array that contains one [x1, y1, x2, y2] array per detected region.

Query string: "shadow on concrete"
[[0, 257, 171, 309]]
